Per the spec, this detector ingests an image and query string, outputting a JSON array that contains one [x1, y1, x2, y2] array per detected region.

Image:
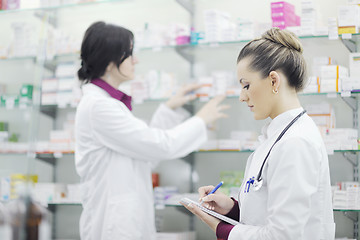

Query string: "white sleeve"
[[229, 138, 320, 240], [90, 100, 207, 162], [150, 104, 191, 129]]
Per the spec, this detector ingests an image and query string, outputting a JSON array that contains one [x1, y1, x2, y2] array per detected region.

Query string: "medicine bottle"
[[7, 184, 51, 240], [0, 201, 11, 240]]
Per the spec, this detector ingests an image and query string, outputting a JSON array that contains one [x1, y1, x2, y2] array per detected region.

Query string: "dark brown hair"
[[78, 21, 134, 83]]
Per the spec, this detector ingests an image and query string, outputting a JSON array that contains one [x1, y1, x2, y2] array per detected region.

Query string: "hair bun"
[[262, 27, 303, 53]]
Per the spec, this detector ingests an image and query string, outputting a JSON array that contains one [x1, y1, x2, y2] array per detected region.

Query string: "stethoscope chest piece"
[[253, 179, 263, 191]]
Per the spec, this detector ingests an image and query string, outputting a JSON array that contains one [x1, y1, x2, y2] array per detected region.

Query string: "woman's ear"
[[105, 62, 115, 73], [269, 71, 281, 91]]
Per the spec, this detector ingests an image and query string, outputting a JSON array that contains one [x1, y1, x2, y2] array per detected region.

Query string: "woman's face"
[[117, 55, 139, 82], [237, 58, 275, 120]]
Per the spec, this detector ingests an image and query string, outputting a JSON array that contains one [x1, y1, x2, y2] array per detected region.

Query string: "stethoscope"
[[245, 110, 307, 193]]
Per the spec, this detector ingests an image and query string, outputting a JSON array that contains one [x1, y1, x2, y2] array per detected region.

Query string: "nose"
[[239, 89, 248, 102], [132, 55, 139, 64]]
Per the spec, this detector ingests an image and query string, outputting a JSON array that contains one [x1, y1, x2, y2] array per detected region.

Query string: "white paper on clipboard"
[[180, 197, 239, 225]]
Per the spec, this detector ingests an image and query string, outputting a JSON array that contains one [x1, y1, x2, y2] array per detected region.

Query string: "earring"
[[272, 89, 279, 94]]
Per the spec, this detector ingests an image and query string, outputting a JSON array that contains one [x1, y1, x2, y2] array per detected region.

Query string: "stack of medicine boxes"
[[271, 1, 300, 30]]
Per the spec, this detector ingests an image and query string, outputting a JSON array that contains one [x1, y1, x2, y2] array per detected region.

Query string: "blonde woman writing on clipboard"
[[75, 21, 229, 240], [182, 28, 335, 240]]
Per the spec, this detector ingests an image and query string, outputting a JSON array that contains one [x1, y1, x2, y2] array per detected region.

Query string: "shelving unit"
[[1, 0, 360, 239]]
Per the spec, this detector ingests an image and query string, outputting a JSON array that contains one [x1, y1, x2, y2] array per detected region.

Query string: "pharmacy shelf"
[[225, 92, 360, 99], [333, 209, 360, 212], [0, 0, 131, 14], [37, 90, 360, 118], [0, 107, 32, 112], [0, 149, 358, 157], [0, 56, 36, 61], [196, 150, 360, 153], [300, 91, 360, 96], [48, 202, 81, 206], [0, 152, 72, 165], [36, 153, 74, 165], [1, 33, 359, 62]]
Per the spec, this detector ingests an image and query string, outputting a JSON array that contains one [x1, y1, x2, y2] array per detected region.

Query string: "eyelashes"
[[243, 85, 249, 90]]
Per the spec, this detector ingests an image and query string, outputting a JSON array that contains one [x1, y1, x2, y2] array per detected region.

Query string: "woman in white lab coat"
[[182, 28, 335, 240], [75, 21, 229, 240]]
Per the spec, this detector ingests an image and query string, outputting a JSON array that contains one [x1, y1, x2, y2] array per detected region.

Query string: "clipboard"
[[180, 197, 239, 226]]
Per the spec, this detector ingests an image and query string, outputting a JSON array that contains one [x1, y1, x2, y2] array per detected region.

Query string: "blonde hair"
[[237, 28, 307, 92]]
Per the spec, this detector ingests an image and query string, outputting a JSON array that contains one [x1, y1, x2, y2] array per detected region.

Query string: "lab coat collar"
[[262, 107, 304, 141], [90, 78, 132, 111]]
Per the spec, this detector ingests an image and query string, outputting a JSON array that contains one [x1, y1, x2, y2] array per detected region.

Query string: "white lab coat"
[[229, 108, 335, 240], [74, 83, 207, 240]]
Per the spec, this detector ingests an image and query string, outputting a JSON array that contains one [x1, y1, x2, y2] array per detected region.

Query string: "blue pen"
[[200, 181, 224, 205]]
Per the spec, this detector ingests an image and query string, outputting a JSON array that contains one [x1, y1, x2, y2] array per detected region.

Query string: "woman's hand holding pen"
[[181, 184, 235, 233], [198, 185, 235, 215]]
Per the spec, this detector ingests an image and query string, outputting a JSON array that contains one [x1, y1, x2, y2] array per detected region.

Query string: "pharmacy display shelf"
[[0, 149, 358, 156], [37, 90, 360, 117], [196, 150, 360, 154], [48, 202, 81, 206], [4, 90, 359, 116], [300, 91, 360, 96], [1, 33, 358, 63], [0, 0, 130, 14], [0, 56, 36, 61], [224, 92, 360, 99], [0, 151, 72, 155], [0, 152, 72, 165], [333, 209, 360, 212], [0, 107, 32, 112], [36, 152, 74, 165]]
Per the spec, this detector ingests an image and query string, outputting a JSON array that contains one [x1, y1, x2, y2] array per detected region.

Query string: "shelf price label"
[[53, 152, 63, 158], [341, 91, 351, 97], [326, 93, 337, 98], [341, 33, 352, 40]]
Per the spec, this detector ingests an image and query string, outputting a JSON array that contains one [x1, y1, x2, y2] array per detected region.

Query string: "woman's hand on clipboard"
[[181, 200, 221, 233]]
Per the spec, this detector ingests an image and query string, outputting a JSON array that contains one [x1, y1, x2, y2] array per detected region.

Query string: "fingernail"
[[187, 203, 193, 209]]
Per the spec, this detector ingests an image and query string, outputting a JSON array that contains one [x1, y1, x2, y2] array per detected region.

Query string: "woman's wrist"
[[225, 198, 239, 221]]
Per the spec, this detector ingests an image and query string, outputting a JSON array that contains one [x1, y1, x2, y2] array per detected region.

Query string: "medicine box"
[[6, 0, 19, 10], [301, 0, 317, 10], [42, 78, 58, 92], [218, 139, 241, 150], [19, 84, 33, 99], [0, 95, 19, 109], [338, 5, 360, 27], [271, 11, 297, 22], [320, 65, 349, 79], [271, 1, 295, 13], [0, 122, 8, 131], [349, 53, 360, 79]]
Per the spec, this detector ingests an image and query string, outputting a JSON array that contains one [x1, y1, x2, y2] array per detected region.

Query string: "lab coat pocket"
[[103, 194, 141, 240], [241, 187, 268, 225]]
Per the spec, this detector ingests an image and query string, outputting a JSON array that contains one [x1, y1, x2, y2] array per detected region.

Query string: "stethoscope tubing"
[[255, 110, 307, 182]]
